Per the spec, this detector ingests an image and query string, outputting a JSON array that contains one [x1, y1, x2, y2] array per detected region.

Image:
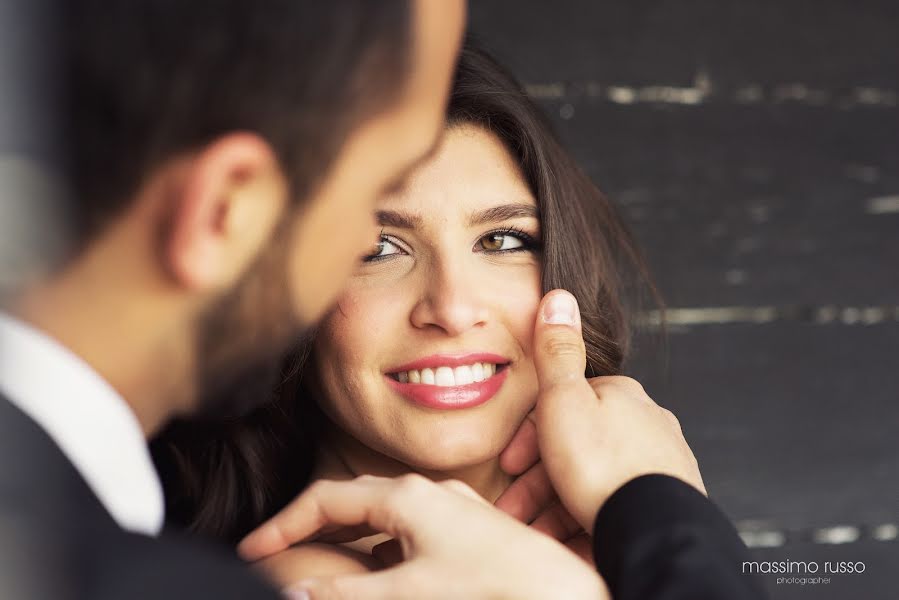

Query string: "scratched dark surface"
[[470, 2, 898, 598]]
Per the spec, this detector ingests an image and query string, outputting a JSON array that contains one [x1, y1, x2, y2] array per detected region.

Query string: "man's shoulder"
[[90, 529, 282, 599], [0, 395, 279, 599], [0, 510, 280, 600]]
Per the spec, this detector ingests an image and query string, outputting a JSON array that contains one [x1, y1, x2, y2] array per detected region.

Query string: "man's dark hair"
[[66, 0, 412, 246]]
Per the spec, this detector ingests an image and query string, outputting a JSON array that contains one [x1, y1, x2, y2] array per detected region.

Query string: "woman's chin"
[[393, 436, 505, 473]]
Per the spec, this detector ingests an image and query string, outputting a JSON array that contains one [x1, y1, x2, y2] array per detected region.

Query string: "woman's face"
[[312, 124, 542, 471]]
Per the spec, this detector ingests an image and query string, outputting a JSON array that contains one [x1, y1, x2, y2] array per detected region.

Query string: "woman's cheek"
[[329, 289, 391, 339], [320, 287, 410, 380], [496, 270, 542, 350]]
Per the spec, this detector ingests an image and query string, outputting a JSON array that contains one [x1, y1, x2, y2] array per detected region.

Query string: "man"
[[0, 1, 765, 599], [1, 1, 468, 597]]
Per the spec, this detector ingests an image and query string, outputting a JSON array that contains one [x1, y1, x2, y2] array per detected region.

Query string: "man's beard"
[[191, 229, 309, 420]]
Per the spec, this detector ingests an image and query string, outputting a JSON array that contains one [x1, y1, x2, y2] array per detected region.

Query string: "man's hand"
[[495, 428, 593, 563], [506, 289, 706, 534], [238, 475, 608, 600]]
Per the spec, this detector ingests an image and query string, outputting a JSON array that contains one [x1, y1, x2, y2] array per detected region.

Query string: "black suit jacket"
[[0, 395, 280, 599], [592, 474, 769, 599]]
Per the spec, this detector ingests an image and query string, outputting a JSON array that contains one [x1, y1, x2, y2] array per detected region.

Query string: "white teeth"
[[454, 365, 473, 385], [434, 366, 454, 386], [394, 362, 503, 387]]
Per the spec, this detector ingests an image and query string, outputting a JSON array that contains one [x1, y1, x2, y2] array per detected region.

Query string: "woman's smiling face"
[[313, 124, 542, 471]]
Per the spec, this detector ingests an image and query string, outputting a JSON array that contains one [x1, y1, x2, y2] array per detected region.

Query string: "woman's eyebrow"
[[376, 203, 538, 230], [468, 203, 539, 226], [376, 209, 422, 229]]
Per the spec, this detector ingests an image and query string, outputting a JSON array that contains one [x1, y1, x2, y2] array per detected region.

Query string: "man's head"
[[37, 0, 465, 423]]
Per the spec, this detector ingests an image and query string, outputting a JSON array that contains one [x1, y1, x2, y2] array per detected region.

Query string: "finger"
[[531, 292, 605, 532], [371, 539, 403, 568], [530, 502, 583, 541], [493, 462, 555, 523], [533, 290, 587, 393], [498, 410, 539, 476], [286, 564, 423, 600], [310, 524, 382, 544], [439, 479, 489, 504], [565, 532, 594, 565], [238, 476, 411, 561]]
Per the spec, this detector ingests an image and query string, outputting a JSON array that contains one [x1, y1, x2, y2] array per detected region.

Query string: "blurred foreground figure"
[[0, 0, 70, 300], [0, 1, 464, 597]]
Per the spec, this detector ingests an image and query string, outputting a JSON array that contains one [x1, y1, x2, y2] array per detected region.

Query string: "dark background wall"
[[469, 2, 898, 598]]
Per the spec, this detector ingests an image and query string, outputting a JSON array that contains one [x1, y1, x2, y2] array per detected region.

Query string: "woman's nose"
[[409, 259, 489, 336]]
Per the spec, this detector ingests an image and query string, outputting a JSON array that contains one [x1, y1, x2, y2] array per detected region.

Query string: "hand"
[[495, 423, 593, 563], [238, 474, 608, 600], [521, 289, 706, 533]]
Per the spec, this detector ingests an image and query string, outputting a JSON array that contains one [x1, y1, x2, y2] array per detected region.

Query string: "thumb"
[[533, 289, 587, 392], [285, 566, 420, 600], [531, 290, 601, 531]]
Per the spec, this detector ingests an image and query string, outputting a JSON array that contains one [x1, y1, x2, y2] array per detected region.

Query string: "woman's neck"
[[313, 425, 514, 503]]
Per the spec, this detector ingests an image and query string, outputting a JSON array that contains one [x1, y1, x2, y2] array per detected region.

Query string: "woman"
[[153, 42, 660, 586]]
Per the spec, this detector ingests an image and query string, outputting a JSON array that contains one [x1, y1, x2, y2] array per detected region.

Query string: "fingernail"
[[282, 584, 311, 600], [542, 292, 578, 326]]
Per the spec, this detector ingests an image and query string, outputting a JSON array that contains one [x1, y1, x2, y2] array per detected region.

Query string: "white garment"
[[0, 312, 164, 536]]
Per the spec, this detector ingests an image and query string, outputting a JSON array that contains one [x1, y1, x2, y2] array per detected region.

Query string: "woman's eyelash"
[[362, 233, 406, 263], [362, 226, 542, 264], [481, 226, 543, 253]]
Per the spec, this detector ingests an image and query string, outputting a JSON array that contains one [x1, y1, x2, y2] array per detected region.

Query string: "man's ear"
[[165, 133, 288, 291]]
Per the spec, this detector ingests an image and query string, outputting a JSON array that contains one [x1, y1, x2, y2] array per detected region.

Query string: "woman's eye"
[[363, 236, 403, 262], [479, 233, 525, 252]]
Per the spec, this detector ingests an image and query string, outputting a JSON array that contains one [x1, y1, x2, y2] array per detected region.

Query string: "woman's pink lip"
[[386, 352, 510, 374], [385, 367, 509, 410]]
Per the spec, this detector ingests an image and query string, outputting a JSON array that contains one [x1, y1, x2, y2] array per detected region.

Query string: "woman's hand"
[[238, 475, 609, 600]]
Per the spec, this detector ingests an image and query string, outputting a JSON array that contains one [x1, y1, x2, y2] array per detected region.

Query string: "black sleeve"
[[92, 531, 283, 600], [592, 474, 768, 600]]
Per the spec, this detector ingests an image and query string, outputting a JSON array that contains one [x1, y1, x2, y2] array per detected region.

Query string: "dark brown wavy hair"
[[152, 41, 663, 545]]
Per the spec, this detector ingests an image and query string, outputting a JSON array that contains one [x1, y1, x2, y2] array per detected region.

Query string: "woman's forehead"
[[377, 126, 537, 224]]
